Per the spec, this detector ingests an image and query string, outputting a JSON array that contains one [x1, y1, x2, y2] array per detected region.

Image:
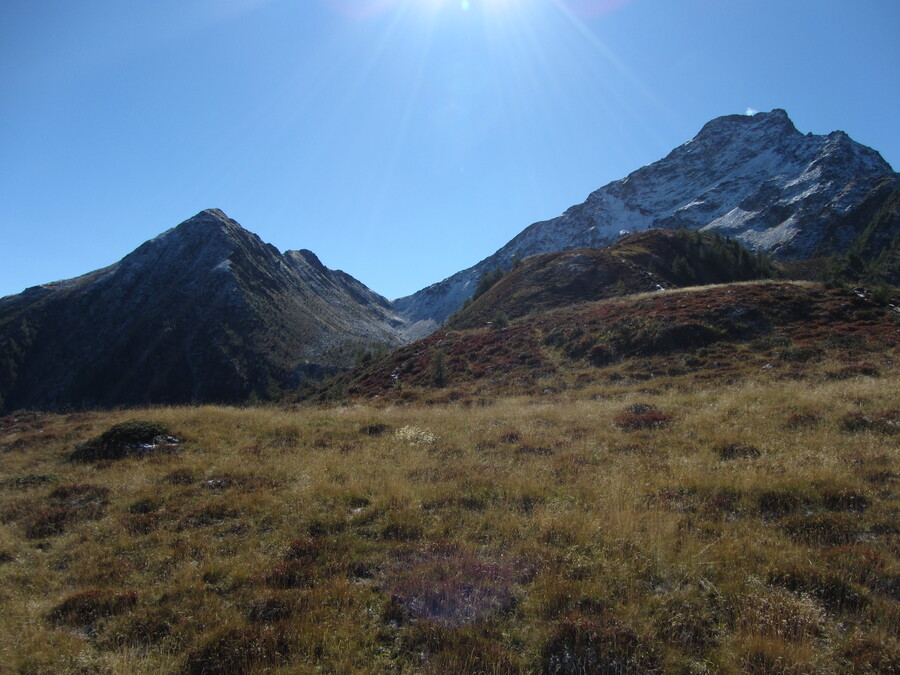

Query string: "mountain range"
[[1, 109, 898, 412], [394, 109, 899, 337]]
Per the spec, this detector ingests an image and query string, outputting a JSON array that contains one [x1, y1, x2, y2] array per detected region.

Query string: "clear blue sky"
[[2, 0, 898, 300]]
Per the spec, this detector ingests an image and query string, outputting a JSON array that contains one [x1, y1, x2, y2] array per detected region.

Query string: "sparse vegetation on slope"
[[341, 280, 898, 402], [0, 355, 897, 672], [448, 229, 776, 331]]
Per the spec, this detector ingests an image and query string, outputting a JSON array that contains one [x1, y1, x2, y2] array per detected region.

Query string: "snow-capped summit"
[[394, 109, 897, 336]]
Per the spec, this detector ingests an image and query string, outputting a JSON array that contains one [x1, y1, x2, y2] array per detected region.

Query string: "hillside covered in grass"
[[337, 278, 898, 403], [448, 229, 776, 330], [1, 338, 898, 672], [2, 231, 898, 672]]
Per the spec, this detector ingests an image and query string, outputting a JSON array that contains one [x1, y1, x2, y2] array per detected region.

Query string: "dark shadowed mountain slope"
[[394, 109, 898, 337], [816, 175, 900, 283], [0, 209, 405, 412]]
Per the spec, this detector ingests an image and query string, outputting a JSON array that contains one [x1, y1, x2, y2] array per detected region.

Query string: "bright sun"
[[418, 0, 523, 12]]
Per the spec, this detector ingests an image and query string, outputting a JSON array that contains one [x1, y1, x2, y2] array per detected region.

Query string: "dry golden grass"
[[0, 367, 898, 673]]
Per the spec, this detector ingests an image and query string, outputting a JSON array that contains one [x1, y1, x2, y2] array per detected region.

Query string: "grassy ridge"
[[342, 280, 898, 401], [1, 366, 898, 672]]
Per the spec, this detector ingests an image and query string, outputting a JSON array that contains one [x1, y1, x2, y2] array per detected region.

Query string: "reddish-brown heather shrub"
[[828, 364, 881, 380], [265, 560, 314, 589], [756, 490, 805, 518], [359, 423, 390, 436], [23, 483, 110, 538], [181, 624, 292, 675], [702, 488, 743, 518], [614, 413, 674, 431], [48, 589, 138, 626], [24, 506, 75, 538], [71, 420, 175, 462], [48, 483, 110, 505], [768, 568, 869, 612], [125, 512, 162, 535], [388, 549, 521, 627], [247, 594, 298, 623], [652, 594, 721, 650], [840, 631, 900, 673], [716, 443, 762, 460], [841, 410, 899, 434], [784, 412, 820, 429], [865, 469, 898, 485], [514, 444, 554, 456], [163, 468, 196, 485], [820, 489, 870, 512], [541, 614, 658, 674], [178, 503, 240, 529], [589, 344, 615, 366], [108, 606, 180, 648], [779, 512, 864, 548]]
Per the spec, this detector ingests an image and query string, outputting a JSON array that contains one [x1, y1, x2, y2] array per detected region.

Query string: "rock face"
[[0, 209, 405, 412], [395, 109, 898, 336]]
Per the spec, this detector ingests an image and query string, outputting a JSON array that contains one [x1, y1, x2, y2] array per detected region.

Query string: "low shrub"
[[652, 593, 721, 650], [716, 443, 762, 460], [182, 624, 292, 675], [23, 483, 110, 538], [388, 548, 520, 627], [163, 468, 196, 485], [71, 420, 177, 461], [48, 589, 138, 626], [359, 423, 390, 436], [756, 490, 805, 518], [108, 606, 179, 647], [178, 503, 240, 529], [841, 410, 899, 434], [266, 560, 314, 589], [0, 473, 54, 490], [247, 595, 297, 623], [541, 614, 658, 674], [768, 568, 868, 612], [614, 413, 674, 431], [840, 631, 900, 673], [731, 583, 826, 642], [784, 413, 820, 429], [780, 512, 863, 547], [820, 489, 870, 512]]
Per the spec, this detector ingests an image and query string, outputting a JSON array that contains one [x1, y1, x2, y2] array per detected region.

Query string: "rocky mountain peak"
[[394, 108, 898, 335], [0, 210, 405, 412], [693, 108, 797, 142]]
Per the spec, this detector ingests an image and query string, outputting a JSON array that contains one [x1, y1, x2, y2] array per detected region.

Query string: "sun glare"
[[322, 0, 526, 17]]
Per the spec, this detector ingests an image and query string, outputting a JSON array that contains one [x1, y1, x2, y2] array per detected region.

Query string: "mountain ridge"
[[0, 209, 404, 412], [2, 109, 899, 412], [393, 109, 897, 337]]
